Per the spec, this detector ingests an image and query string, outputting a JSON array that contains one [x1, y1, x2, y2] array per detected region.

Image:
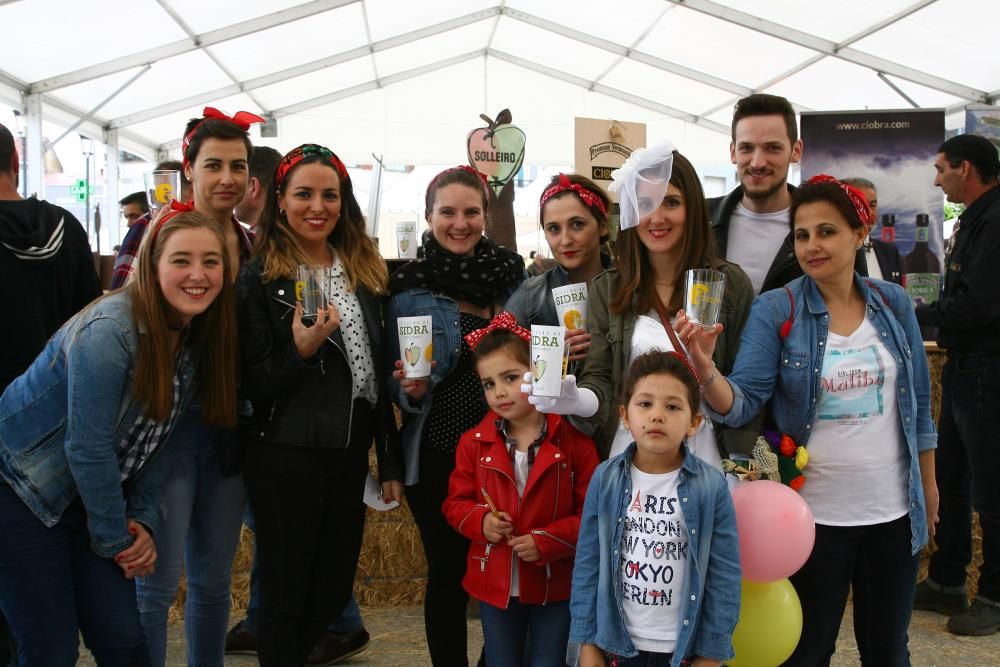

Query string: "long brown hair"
[[131, 211, 237, 426], [255, 152, 387, 294], [610, 150, 718, 315]]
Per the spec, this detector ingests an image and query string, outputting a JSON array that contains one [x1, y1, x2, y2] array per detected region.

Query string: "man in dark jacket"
[[708, 94, 866, 294], [914, 133, 1000, 636], [0, 122, 102, 665]]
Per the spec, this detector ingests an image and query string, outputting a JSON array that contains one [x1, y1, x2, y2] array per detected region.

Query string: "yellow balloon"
[[729, 578, 803, 667]]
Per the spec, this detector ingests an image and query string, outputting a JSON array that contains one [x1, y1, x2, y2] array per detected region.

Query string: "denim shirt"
[[569, 444, 740, 664], [385, 287, 465, 485], [0, 291, 197, 558], [707, 274, 936, 554]]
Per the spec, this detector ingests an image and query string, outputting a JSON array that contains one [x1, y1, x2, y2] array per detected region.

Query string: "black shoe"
[[913, 579, 969, 616], [947, 599, 1000, 636], [224, 620, 258, 656], [306, 628, 370, 665]]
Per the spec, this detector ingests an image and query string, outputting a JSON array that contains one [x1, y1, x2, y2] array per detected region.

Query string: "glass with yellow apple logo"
[[684, 268, 726, 329], [143, 170, 181, 217]]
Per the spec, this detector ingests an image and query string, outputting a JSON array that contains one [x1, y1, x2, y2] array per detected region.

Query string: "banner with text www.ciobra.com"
[[800, 109, 945, 261]]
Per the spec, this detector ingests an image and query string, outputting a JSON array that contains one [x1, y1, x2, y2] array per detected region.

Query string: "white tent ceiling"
[[1, 0, 998, 168]]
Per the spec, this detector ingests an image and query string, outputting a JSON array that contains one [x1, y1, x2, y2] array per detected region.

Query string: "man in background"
[[840, 176, 903, 285], [235, 145, 281, 231], [118, 190, 149, 228]]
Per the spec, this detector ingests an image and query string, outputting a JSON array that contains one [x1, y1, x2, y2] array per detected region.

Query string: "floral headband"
[[806, 174, 875, 228], [427, 165, 491, 203], [539, 173, 608, 217], [464, 311, 531, 349], [181, 106, 264, 169], [275, 144, 350, 190]]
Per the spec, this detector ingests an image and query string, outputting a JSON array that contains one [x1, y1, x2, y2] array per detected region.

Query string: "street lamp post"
[[80, 135, 94, 245]]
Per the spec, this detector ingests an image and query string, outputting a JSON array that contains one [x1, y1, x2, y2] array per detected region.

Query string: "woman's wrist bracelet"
[[699, 366, 718, 388]]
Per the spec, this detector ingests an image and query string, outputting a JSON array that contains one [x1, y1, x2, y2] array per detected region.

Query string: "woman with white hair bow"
[[526, 142, 754, 462]]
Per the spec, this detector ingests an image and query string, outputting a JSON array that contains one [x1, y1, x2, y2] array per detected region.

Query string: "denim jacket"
[[0, 291, 196, 558], [385, 288, 466, 485], [707, 274, 936, 554], [569, 444, 740, 664]]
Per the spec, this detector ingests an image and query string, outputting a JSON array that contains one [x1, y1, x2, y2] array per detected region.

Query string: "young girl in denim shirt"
[[443, 314, 599, 667], [570, 352, 740, 667]]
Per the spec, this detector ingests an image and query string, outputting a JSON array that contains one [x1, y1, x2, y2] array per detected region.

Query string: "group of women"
[[0, 105, 935, 667]]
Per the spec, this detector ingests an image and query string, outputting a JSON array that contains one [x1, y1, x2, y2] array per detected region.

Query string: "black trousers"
[[244, 400, 372, 667], [407, 447, 473, 667]]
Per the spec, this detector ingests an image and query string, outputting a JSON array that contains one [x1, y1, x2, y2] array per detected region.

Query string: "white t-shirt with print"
[[725, 204, 790, 294], [800, 317, 909, 525], [620, 466, 688, 653]]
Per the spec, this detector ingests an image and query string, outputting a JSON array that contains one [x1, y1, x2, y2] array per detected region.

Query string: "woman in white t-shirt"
[[683, 175, 938, 667]]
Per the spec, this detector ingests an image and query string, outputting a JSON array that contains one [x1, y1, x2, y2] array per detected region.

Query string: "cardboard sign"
[[574, 117, 646, 202]]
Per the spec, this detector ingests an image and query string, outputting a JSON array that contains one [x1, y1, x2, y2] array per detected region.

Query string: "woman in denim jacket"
[[0, 210, 237, 666], [683, 177, 938, 666], [386, 166, 524, 665]]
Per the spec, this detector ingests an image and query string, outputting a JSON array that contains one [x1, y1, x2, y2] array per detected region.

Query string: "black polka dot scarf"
[[389, 234, 524, 307]]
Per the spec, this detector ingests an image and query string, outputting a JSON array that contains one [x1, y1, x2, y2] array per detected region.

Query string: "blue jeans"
[[929, 353, 1000, 603], [243, 506, 363, 635], [0, 481, 149, 666], [479, 598, 569, 667], [784, 515, 917, 667], [135, 410, 246, 667]]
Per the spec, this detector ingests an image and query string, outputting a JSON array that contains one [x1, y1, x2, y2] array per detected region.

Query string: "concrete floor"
[[75, 604, 1000, 666]]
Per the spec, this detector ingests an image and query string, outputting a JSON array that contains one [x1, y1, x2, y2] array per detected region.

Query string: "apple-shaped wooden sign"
[[467, 108, 526, 197]]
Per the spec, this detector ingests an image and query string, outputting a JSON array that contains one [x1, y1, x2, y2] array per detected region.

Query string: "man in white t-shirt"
[[709, 94, 866, 294]]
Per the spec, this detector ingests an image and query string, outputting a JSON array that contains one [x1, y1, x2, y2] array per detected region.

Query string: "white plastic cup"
[[397, 316, 432, 379], [551, 282, 588, 330], [530, 325, 566, 398], [396, 222, 418, 259]]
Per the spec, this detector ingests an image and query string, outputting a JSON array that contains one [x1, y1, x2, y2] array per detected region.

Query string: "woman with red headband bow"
[[682, 175, 938, 666], [0, 209, 237, 665], [132, 108, 259, 667], [386, 165, 525, 665], [505, 173, 612, 368], [235, 144, 402, 666]]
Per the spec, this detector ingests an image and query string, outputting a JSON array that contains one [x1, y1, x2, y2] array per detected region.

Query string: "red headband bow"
[[806, 174, 875, 228], [464, 311, 531, 349], [147, 199, 196, 247], [181, 106, 265, 169], [539, 173, 608, 217]]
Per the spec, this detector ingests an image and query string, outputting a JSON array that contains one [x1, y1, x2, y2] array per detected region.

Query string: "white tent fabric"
[[2, 0, 997, 169]]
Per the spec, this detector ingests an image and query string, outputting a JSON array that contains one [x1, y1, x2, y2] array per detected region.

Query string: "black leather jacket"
[[709, 184, 869, 293], [236, 257, 403, 481]]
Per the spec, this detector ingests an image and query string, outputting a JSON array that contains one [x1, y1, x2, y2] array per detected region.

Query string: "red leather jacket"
[[443, 411, 599, 608]]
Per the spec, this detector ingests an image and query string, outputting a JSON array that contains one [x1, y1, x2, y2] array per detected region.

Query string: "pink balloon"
[[731, 480, 815, 582]]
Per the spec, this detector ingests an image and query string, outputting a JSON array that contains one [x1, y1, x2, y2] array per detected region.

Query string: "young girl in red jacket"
[[443, 311, 600, 667]]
